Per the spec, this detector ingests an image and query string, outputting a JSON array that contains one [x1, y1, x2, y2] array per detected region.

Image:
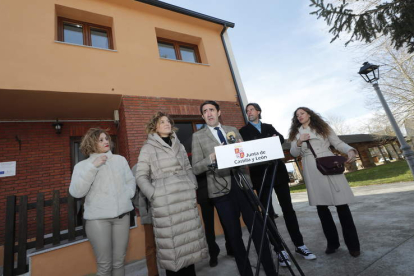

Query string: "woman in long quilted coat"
[[288, 107, 361, 258], [136, 112, 208, 275]]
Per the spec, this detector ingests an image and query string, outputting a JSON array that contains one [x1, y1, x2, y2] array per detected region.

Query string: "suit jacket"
[[239, 122, 289, 189], [192, 125, 250, 199]]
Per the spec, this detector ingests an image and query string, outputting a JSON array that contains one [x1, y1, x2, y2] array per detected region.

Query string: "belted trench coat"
[[290, 126, 356, 206]]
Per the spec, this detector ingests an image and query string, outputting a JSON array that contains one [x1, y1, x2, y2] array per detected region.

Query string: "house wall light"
[[53, 120, 63, 134]]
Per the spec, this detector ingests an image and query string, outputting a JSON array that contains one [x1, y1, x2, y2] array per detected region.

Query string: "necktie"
[[214, 127, 227, 145]]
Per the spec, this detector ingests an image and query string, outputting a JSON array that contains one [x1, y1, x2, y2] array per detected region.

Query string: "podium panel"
[[215, 136, 285, 169]]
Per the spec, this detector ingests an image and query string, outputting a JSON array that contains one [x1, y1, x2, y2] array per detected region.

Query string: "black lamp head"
[[358, 61, 380, 83]]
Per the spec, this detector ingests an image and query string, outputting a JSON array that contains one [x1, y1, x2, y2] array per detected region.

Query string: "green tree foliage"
[[310, 0, 414, 53]]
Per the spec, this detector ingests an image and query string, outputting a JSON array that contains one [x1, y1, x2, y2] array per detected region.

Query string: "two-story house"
[[0, 0, 247, 275]]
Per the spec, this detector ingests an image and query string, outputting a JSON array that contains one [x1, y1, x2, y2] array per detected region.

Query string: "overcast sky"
[[163, 0, 375, 136]]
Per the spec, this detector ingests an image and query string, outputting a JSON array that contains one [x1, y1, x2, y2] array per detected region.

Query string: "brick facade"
[[0, 121, 116, 244], [0, 96, 245, 245], [120, 95, 246, 166]]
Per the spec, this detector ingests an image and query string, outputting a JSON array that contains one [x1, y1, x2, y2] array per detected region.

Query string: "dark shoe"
[[349, 250, 360, 258], [226, 246, 234, 257], [225, 242, 234, 257], [325, 246, 339, 254], [209, 257, 218, 267]]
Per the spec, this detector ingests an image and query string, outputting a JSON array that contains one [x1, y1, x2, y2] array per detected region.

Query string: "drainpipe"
[[220, 24, 248, 124]]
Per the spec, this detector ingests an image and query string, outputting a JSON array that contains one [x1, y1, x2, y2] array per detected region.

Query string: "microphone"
[[207, 162, 218, 169], [226, 131, 237, 144], [209, 132, 236, 170]]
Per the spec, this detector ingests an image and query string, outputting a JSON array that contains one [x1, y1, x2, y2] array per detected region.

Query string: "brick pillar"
[[377, 146, 390, 163], [390, 142, 402, 160], [292, 159, 303, 181], [383, 144, 394, 160], [117, 101, 131, 164], [356, 146, 376, 168], [345, 161, 358, 172]]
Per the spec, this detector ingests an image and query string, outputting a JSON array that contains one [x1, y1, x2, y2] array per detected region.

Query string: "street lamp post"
[[358, 62, 414, 178]]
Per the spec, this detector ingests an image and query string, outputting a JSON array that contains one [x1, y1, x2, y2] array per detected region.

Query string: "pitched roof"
[[338, 134, 396, 144], [135, 0, 235, 27], [282, 134, 397, 150]]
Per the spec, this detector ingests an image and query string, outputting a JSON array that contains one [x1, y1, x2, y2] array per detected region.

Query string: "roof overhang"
[[0, 89, 122, 120], [135, 0, 235, 28]]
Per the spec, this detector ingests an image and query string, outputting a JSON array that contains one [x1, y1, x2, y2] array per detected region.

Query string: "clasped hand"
[[346, 150, 357, 164], [93, 155, 108, 167], [297, 133, 310, 146], [209, 139, 242, 163]]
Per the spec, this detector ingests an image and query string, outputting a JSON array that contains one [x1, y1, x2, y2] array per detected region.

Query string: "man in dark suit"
[[195, 172, 233, 268], [239, 103, 317, 266], [192, 101, 277, 276]]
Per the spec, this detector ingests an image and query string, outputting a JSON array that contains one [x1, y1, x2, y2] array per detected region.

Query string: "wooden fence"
[[3, 190, 135, 276]]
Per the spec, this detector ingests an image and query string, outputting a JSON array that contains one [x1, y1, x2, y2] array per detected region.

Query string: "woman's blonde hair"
[[80, 128, 111, 156], [145, 112, 177, 136]]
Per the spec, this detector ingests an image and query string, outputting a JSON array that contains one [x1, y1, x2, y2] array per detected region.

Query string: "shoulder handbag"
[[305, 141, 347, 175]]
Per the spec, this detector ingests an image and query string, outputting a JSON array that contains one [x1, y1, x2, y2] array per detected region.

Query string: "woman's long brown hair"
[[288, 107, 331, 141]]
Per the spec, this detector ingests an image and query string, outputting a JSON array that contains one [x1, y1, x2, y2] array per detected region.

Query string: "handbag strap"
[[305, 140, 318, 159]]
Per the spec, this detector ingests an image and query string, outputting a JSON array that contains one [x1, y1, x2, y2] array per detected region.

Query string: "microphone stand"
[[231, 160, 305, 276], [241, 163, 272, 275]]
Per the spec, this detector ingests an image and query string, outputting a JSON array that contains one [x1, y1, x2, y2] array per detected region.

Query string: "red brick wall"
[[0, 96, 245, 245], [117, 100, 130, 164], [0, 121, 116, 245], [120, 95, 246, 166]]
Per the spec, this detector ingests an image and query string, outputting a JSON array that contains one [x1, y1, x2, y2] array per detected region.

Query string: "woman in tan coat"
[[288, 107, 361, 258], [136, 112, 208, 275]]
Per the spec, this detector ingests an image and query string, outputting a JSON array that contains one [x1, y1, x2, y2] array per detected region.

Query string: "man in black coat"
[[239, 103, 316, 265]]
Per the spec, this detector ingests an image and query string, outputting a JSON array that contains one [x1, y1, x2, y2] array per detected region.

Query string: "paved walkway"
[[126, 182, 414, 276]]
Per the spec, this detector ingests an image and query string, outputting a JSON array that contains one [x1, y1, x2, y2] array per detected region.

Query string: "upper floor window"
[[58, 17, 114, 50], [157, 38, 201, 63]]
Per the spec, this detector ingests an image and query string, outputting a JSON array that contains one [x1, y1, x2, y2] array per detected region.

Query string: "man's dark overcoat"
[[239, 123, 290, 189]]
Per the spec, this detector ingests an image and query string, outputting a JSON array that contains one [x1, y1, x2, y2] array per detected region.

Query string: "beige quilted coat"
[[136, 133, 208, 271], [290, 126, 356, 206]]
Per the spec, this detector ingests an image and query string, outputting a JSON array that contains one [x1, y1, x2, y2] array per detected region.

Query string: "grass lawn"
[[289, 160, 413, 193]]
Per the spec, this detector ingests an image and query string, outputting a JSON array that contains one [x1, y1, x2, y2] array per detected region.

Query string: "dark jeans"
[[200, 201, 220, 258], [257, 173, 304, 248], [212, 177, 277, 276], [316, 205, 360, 251], [166, 264, 196, 276], [199, 200, 232, 258]]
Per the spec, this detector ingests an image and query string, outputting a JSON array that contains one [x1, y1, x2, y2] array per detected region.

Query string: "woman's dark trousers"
[[316, 204, 360, 251]]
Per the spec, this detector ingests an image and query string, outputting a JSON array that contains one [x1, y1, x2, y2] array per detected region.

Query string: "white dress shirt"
[[207, 123, 228, 144]]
